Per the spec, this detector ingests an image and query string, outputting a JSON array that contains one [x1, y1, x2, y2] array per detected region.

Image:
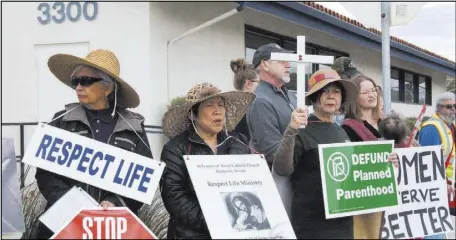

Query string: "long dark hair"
[[308, 82, 346, 109], [232, 195, 252, 213], [106, 82, 119, 109]]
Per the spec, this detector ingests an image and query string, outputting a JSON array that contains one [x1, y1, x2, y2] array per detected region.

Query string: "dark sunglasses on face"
[[440, 104, 456, 110], [71, 76, 103, 87]]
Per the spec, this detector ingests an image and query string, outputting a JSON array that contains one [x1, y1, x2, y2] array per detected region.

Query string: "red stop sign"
[[51, 208, 156, 239]]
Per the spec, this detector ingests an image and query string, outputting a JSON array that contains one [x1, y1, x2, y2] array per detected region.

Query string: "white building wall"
[[1, 2, 162, 159], [2, 2, 152, 122], [1, 2, 451, 163], [149, 1, 244, 100]]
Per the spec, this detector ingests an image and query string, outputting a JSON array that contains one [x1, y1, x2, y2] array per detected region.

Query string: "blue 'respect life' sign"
[[22, 123, 164, 204]]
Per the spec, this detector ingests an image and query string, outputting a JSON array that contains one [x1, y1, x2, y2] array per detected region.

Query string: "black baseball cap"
[[252, 43, 294, 68], [331, 57, 363, 79]]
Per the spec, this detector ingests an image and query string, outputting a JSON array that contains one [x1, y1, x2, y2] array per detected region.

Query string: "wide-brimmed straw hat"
[[306, 68, 358, 105], [48, 49, 140, 108], [162, 83, 256, 139]]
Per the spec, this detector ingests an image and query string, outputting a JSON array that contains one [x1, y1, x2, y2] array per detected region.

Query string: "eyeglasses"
[[439, 104, 456, 110], [71, 76, 103, 87], [360, 87, 380, 95]]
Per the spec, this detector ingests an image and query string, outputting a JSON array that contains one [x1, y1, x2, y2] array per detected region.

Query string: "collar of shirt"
[[260, 80, 289, 94], [259, 80, 293, 104], [84, 106, 117, 124], [309, 114, 320, 122]]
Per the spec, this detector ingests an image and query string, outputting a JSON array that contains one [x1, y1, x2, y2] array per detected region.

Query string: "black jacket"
[[291, 115, 353, 239], [36, 103, 153, 238], [160, 128, 250, 239], [235, 115, 250, 143]]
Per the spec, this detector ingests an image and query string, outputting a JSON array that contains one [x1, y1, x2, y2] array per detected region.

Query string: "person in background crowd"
[[160, 83, 255, 239], [36, 50, 153, 238], [331, 57, 363, 125], [230, 58, 260, 142], [341, 74, 383, 239], [418, 92, 456, 236], [332, 56, 363, 80], [379, 113, 412, 148], [246, 43, 296, 217], [273, 68, 359, 239], [247, 43, 296, 165], [377, 114, 430, 240]]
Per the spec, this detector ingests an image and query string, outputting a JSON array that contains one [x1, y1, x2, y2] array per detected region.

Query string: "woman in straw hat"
[[272, 69, 399, 239], [160, 83, 255, 239], [35, 49, 153, 239]]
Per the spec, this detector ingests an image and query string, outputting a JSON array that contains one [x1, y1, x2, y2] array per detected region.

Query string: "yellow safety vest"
[[420, 113, 455, 179]]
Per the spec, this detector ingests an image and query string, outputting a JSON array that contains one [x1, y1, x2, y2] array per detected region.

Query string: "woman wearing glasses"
[[230, 58, 260, 142], [35, 50, 153, 238], [341, 74, 385, 239], [342, 74, 382, 142]]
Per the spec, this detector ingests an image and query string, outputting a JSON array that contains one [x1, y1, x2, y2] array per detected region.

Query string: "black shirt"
[[291, 115, 353, 239], [342, 120, 381, 142], [84, 106, 118, 143]]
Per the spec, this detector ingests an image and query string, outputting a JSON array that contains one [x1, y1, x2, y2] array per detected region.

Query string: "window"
[[446, 75, 455, 94], [390, 67, 431, 105], [391, 69, 400, 102], [404, 73, 414, 103], [418, 76, 426, 104], [245, 25, 349, 92]]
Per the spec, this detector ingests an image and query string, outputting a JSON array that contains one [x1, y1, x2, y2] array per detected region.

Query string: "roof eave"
[[241, 1, 456, 76]]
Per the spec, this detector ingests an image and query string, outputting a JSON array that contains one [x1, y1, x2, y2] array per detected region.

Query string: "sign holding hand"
[[289, 107, 308, 129]]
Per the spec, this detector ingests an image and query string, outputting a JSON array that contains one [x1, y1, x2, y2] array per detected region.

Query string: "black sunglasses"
[[71, 76, 103, 87], [440, 104, 456, 110]]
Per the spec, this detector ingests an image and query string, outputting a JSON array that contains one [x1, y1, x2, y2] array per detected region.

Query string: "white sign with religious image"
[[185, 154, 296, 239]]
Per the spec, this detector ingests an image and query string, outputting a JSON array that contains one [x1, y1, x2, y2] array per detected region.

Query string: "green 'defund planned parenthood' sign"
[[318, 140, 399, 219]]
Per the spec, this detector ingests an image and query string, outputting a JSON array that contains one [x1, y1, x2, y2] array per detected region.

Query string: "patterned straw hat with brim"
[[48, 49, 140, 109], [162, 83, 256, 139], [306, 68, 359, 106]]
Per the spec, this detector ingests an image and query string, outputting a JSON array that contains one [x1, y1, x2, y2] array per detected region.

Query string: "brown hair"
[[230, 59, 258, 91], [377, 85, 383, 97], [345, 74, 380, 121], [378, 113, 409, 144]]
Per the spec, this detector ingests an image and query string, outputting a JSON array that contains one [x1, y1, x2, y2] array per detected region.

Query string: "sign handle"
[[406, 104, 426, 147]]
